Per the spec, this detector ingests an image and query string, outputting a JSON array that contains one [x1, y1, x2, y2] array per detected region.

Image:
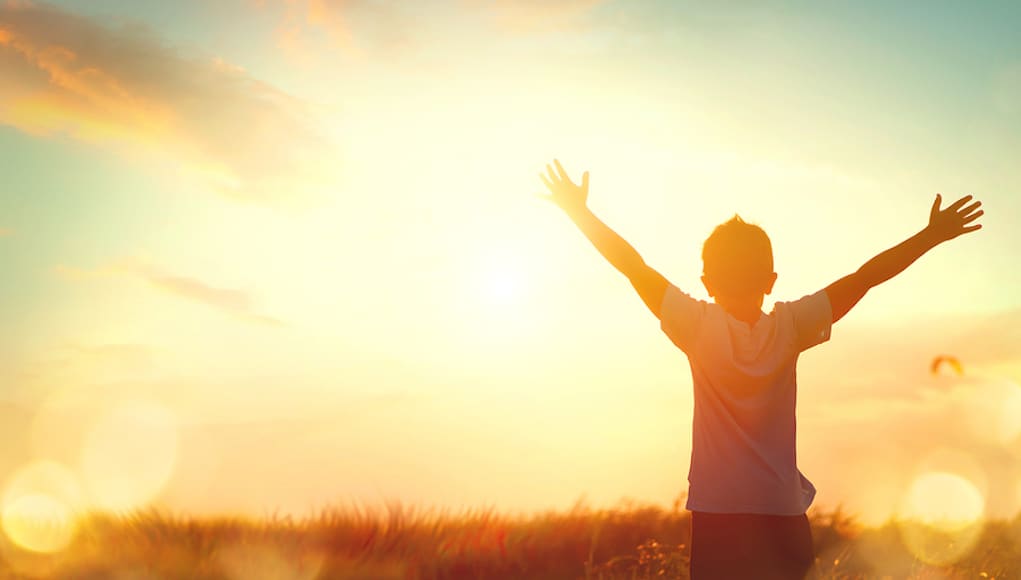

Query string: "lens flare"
[[1, 461, 82, 554], [1, 494, 74, 553], [80, 401, 178, 511], [896, 471, 985, 566]]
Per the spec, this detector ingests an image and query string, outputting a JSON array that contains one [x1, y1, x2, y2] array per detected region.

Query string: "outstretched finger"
[[546, 164, 559, 186], [553, 159, 572, 183], [962, 209, 984, 224], [931, 194, 942, 221], [962, 224, 983, 234], [539, 172, 554, 192], [946, 194, 974, 212], [582, 170, 589, 191], [958, 200, 982, 216]]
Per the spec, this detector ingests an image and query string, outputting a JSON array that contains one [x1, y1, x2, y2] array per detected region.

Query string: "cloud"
[[54, 259, 284, 327], [256, 0, 606, 62], [121, 261, 286, 327], [797, 306, 1021, 403], [0, 227, 12, 237], [795, 308, 1021, 520], [255, 0, 415, 61], [805, 371, 1021, 521], [0, 1, 330, 202]]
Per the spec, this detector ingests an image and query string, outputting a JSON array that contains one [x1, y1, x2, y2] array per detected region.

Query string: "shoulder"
[[659, 285, 712, 353], [660, 284, 709, 315], [775, 291, 833, 352], [775, 290, 831, 318]]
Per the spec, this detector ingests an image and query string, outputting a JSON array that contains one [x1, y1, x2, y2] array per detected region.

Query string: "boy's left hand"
[[926, 193, 983, 243]]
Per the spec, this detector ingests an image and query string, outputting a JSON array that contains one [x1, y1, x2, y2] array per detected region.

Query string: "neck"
[[716, 295, 766, 326], [727, 305, 763, 326]]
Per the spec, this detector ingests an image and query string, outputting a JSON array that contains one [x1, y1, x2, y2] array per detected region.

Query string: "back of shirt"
[[659, 285, 832, 515]]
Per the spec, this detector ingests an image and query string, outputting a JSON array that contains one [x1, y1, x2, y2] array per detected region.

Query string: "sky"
[[0, 0, 1019, 529]]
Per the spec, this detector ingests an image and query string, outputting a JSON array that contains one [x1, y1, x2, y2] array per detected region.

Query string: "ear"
[[764, 272, 778, 295], [701, 274, 715, 297]]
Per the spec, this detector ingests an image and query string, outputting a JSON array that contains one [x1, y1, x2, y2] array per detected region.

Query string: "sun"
[[479, 262, 524, 307], [453, 244, 548, 344]]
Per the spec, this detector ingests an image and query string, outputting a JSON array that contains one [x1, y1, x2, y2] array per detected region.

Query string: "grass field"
[[1, 497, 1019, 579]]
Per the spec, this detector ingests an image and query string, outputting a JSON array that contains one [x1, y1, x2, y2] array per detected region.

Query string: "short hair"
[[701, 215, 774, 296]]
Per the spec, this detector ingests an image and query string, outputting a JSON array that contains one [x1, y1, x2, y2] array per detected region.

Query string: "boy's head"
[[701, 215, 777, 303]]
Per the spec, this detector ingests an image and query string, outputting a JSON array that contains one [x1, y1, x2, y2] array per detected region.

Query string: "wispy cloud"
[[254, 0, 411, 61], [54, 259, 284, 327], [0, 227, 12, 237], [119, 260, 286, 327], [0, 1, 330, 202], [256, 0, 606, 62]]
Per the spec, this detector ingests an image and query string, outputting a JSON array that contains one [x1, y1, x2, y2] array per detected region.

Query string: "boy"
[[538, 159, 983, 579]]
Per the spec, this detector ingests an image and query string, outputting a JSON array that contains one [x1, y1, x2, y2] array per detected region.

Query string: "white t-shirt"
[[659, 285, 832, 515]]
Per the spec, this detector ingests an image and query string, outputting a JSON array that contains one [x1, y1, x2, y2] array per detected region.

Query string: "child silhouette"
[[538, 159, 984, 579]]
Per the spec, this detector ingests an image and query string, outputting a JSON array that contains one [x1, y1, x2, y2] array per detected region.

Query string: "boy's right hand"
[[926, 193, 984, 243], [538, 159, 589, 214]]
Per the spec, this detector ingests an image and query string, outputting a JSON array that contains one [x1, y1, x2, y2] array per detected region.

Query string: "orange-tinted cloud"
[[54, 259, 284, 327], [257, 0, 605, 62], [255, 0, 397, 61], [0, 227, 12, 237], [0, 1, 329, 202]]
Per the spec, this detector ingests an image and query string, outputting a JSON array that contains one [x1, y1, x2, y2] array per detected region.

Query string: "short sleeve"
[[659, 284, 706, 354], [787, 290, 833, 352]]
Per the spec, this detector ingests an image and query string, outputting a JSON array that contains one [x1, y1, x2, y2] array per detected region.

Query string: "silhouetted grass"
[[1, 498, 1019, 578]]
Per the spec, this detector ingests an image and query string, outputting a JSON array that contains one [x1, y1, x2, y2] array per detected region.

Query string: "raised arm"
[[538, 159, 668, 317], [825, 193, 984, 323]]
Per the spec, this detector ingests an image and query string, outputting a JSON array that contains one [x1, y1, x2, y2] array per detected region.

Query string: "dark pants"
[[689, 511, 815, 580]]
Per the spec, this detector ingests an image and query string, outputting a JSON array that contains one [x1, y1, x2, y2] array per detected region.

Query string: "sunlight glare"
[[80, 401, 179, 511], [896, 471, 985, 565], [479, 261, 524, 307], [1, 494, 74, 553], [1, 461, 83, 553], [899, 471, 984, 528], [454, 235, 547, 344]]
